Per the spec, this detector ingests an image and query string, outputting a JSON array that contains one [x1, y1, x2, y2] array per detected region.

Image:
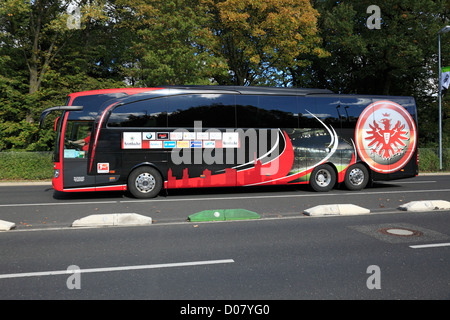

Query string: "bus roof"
[[157, 85, 334, 95], [67, 86, 334, 98]]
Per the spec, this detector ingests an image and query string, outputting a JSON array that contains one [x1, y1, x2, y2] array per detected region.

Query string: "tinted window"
[[310, 96, 340, 128], [297, 97, 318, 128], [236, 95, 298, 128], [69, 93, 127, 120], [338, 97, 373, 128], [107, 98, 168, 127], [167, 94, 236, 128]]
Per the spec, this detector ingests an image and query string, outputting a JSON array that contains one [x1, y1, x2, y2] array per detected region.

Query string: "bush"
[[419, 148, 450, 172], [0, 151, 53, 181]]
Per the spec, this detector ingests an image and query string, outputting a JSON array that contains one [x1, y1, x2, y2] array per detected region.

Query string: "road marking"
[[409, 243, 450, 249], [0, 259, 235, 280], [0, 188, 449, 208], [121, 188, 450, 204], [391, 180, 436, 184]]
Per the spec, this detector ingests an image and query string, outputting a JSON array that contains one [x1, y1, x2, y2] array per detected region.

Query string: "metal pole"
[[438, 33, 442, 171]]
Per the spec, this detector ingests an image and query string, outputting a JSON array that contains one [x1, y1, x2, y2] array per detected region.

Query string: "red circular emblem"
[[355, 100, 417, 173]]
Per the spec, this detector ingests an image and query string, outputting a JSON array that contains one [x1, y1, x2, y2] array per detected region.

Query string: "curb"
[[72, 213, 152, 227], [304, 204, 370, 216]]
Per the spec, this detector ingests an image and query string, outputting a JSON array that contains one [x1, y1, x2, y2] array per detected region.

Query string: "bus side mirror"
[[39, 106, 84, 129]]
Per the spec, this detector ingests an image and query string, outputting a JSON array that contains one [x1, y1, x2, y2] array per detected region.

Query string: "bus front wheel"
[[309, 164, 336, 192], [128, 166, 163, 199]]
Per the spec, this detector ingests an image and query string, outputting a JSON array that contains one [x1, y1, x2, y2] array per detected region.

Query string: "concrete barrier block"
[[0, 219, 15, 231], [304, 204, 370, 216], [398, 200, 450, 212], [72, 213, 152, 227]]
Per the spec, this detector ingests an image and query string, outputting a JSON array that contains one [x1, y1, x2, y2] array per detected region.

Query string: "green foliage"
[[419, 148, 450, 172], [0, 0, 449, 157], [293, 0, 449, 148]]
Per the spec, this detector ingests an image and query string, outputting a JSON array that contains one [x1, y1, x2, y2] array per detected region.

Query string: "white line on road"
[[0, 259, 235, 280], [1, 188, 449, 208], [409, 243, 450, 249]]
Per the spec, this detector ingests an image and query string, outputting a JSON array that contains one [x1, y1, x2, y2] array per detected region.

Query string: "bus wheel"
[[128, 166, 162, 199], [344, 163, 369, 191], [310, 164, 336, 192]]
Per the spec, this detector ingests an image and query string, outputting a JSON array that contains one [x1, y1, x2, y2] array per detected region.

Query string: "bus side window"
[[236, 95, 298, 128], [338, 97, 372, 128], [167, 94, 236, 128], [107, 98, 168, 128], [298, 97, 319, 128], [309, 97, 340, 128]]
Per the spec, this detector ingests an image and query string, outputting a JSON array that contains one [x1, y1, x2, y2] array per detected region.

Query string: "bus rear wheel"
[[344, 163, 369, 191], [309, 164, 336, 192], [128, 166, 162, 199]]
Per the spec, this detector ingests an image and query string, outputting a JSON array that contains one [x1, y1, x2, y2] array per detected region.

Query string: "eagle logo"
[[355, 101, 417, 174], [365, 113, 409, 160]]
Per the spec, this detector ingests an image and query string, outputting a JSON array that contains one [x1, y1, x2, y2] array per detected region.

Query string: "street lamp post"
[[438, 26, 450, 171]]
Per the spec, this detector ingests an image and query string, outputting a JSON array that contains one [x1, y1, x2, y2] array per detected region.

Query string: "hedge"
[[0, 152, 53, 181]]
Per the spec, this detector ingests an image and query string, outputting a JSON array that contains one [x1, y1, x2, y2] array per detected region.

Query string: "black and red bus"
[[39, 86, 418, 198]]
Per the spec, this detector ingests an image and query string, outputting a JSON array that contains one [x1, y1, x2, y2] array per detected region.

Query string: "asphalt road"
[[0, 174, 449, 302], [0, 174, 449, 229]]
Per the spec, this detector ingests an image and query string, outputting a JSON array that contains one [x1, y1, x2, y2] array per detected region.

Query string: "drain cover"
[[378, 227, 423, 237]]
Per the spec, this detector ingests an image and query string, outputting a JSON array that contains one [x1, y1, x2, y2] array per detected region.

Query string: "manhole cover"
[[378, 227, 423, 237]]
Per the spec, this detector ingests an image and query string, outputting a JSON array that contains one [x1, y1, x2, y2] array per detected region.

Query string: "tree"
[[292, 0, 449, 147], [203, 0, 328, 85], [0, 0, 124, 150], [113, 0, 228, 86]]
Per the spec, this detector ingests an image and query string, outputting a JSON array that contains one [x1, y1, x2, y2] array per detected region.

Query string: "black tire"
[[128, 166, 163, 199], [344, 163, 369, 191], [309, 164, 336, 192]]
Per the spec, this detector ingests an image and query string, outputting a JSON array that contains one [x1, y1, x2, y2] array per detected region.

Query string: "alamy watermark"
[[168, 122, 281, 175], [66, 265, 81, 290], [67, 5, 81, 30], [366, 265, 381, 290], [366, 5, 381, 30]]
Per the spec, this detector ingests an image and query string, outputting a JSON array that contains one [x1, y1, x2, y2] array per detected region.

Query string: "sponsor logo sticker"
[[123, 132, 142, 149], [222, 132, 239, 148], [190, 141, 202, 148], [203, 141, 215, 148], [183, 132, 195, 140], [196, 132, 209, 140], [149, 141, 163, 149], [164, 141, 177, 148], [97, 163, 110, 173], [157, 132, 169, 140], [143, 132, 156, 140], [176, 140, 190, 148], [170, 132, 183, 140]]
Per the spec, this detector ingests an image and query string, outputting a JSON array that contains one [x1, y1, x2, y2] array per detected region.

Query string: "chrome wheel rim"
[[135, 173, 156, 193], [348, 168, 365, 186], [315, 169, 332, 187]]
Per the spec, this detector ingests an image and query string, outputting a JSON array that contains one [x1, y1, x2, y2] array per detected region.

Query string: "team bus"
[[39, 86, 418, 198]]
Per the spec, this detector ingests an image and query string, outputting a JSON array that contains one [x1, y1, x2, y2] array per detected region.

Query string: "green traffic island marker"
[[188, 209, 261, 222]]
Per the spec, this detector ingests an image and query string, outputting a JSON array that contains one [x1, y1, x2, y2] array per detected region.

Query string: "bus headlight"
[[54, 169, 60, 179]]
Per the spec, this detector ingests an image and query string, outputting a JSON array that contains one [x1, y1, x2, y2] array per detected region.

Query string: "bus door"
[[62, 120, 95, 189]]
